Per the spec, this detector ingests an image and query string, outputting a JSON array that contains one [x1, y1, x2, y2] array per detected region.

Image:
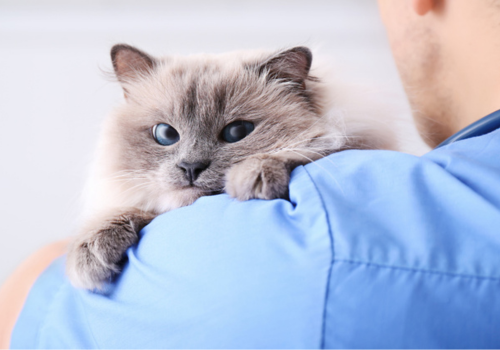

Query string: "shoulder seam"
[[302, 166, 335, 349], [336, 259, 500, 282]]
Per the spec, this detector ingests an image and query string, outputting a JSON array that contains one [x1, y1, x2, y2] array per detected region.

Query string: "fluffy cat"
[[67, 44, 397, 290]]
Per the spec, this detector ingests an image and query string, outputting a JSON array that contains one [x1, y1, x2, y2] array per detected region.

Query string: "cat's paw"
[[66, 210, 153, 290], [226, 154, 290, 201], [66, 233, 122, 291]]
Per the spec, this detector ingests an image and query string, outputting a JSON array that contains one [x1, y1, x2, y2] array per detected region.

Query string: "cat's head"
[[89, 44, 344, 213]]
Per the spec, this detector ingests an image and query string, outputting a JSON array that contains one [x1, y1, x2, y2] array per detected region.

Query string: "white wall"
[[0, 0, 421, 284]]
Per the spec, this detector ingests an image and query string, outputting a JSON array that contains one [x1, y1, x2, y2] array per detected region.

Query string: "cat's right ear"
[[256, 47, 313, 86], [111, 44, 156, 95]]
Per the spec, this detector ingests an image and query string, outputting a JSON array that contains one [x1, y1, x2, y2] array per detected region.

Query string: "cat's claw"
[[226, 154, 290, 201]]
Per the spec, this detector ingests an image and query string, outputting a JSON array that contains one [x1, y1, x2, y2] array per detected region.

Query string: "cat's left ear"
[[111, 44, 157, 88], [258, 47, 313, 87]]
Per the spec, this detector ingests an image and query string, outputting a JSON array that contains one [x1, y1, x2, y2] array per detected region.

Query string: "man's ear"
[[110, 44, 156, 86], [411, 0, 435, 16], [258, 46, 313, 87]]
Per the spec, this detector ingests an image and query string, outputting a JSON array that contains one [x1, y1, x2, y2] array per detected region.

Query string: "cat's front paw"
[[226, 154, 290, 201], [66, 231, 124, 291], [66, 210, 154, 290]]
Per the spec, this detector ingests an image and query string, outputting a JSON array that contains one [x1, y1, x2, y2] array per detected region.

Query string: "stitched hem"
[[302, 167, 335, 349], [337, 259, 500, 282]]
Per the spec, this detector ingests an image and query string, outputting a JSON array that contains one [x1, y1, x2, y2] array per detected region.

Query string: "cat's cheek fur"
[[66, 209, 156, 290], [226, 154, 290, 201]]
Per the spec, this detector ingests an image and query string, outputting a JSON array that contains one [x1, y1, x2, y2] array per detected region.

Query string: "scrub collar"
[[436, 109, 500, 148]]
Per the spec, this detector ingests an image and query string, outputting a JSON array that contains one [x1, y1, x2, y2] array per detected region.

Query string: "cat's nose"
[[178, 161, 210, 184]]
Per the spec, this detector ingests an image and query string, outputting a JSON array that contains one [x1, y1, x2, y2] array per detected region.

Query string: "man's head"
[[378, 0, 500, 147]]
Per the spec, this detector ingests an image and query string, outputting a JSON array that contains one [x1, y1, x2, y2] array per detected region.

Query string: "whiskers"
[[104, 170, 155, 203], [105, 170, 150, 183]]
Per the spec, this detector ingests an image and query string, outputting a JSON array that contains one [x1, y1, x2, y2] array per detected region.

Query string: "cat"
[[66, 44, 397, 290]]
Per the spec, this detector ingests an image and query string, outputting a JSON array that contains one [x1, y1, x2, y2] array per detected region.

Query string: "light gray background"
[[0, 0, 422, 284]]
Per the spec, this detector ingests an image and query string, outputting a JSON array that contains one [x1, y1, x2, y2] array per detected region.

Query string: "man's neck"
[[444, 2, 500, 134]]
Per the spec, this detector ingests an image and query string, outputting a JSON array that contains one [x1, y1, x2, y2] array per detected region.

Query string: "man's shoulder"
[[298, 130, 500, 281], [304, 130, 500, 348], [300, 127, 500, 204]]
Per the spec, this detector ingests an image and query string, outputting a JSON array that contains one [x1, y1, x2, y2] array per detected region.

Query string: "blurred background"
[[0, 0, 424, 284]]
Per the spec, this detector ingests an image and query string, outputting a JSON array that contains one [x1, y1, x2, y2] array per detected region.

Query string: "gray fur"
[[66, 44, 396, 290], [67, 209, 155, 289]]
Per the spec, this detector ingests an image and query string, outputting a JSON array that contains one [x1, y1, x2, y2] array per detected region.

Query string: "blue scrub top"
[[11, 127, 500, 348]]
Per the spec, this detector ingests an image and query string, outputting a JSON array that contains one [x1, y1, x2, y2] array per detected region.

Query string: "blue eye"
[[222, 121, 254, 143], [152, 123, 180, 146]]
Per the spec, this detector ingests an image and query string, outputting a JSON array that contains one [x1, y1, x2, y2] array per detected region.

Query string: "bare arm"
[[0, 240, 69, 349]]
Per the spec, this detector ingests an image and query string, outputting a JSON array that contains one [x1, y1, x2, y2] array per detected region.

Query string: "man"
[[2, 0, 500, 347]]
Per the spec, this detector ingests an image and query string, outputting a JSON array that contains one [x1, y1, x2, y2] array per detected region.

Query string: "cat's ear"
[[111, 44, 156, 86], [258, 47, 313, 86]]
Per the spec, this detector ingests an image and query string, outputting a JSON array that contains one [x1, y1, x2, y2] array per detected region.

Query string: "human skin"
[[3, 0, 500, 347], [378, 0, 500, 147]]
